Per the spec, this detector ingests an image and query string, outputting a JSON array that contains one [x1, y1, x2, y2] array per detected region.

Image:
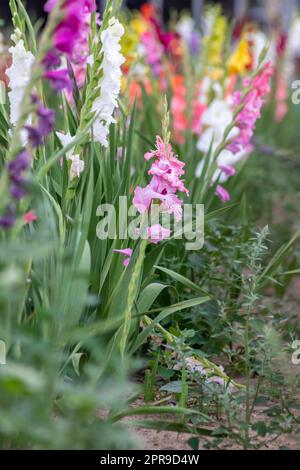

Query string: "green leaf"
[[71, 352, 86, 376], [258, 228, 300, 285], [154, 265, 209, 295], [137, 283, 169, 312], [131, 296, 210, 353]]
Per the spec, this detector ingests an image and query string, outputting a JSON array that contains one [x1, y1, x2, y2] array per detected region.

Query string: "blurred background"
[[1, 1, 300, 28]]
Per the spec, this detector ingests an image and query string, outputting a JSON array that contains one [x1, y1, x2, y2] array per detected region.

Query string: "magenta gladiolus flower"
[[215, 185, 230, 203], [44, 0, 96, 92], [113, 248, 133, 267], [45, 0, 96, 55]]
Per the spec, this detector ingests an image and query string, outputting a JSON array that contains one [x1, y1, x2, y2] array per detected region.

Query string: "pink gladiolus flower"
[[275, 74, 288, 122], [228, 62, 273, 154], [133, 135, 187, 243], [171, 75, 188, 144], [113, 248, 133, 267], [133, 136, 188, 223], [23, 210, 37, 224], [215, 185, 230, 203], [145, 137, 189, 194], [141, 30, 164, 77], [218, 164, 236, 177], [147, 224, 171, 244]]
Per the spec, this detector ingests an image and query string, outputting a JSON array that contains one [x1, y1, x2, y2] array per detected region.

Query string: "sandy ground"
[[126, 414, 299, 450], [124, 247, 300, 450]]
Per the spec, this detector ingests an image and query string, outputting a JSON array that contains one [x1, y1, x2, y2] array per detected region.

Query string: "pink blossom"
[[170, 76, 188, 144], [113, 248, 133, 267], [141, 30, 164, 77], [147, 224, 171, 244], [133, 137, 188, 223], [275, 74, 288, 122], [23, 210, 37, 224], [218, 164, 236, 177], [215, 185, 230, 203], [228, 62, 273, 154], [133, 135, 188, 242], [144, 136, 189, 195]]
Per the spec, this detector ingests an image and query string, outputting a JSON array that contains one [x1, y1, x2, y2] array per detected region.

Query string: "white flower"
[[87, 54, 94, 66], [185, 357, 207, 375], [67, 154, 84, 179], [247, 30, 274, 68], [201, 99, 234, 130], [92, 17, 125, 147], [287, 17, 300, 57], [56, 131, 74, 157], [175, 16, 195, 43], [196, 98, 246, 181], [6, 35, 35, 126]]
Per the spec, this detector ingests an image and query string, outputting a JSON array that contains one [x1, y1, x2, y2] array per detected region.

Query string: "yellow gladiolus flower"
[[121, 29, 138, 58], [204, 15, 227, 67], [130, 17, 148, 36], [227, 37, 252, 76]]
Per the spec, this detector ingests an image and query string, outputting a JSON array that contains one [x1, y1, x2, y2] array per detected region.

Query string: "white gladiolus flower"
[[196, 98, 246, 181], [287, 17, 300, 57], [247, 30, 275, 68], [67, 154, 85, 179], [6, 34, 35, 126], [175, 16, 195, 43], [57, 132, 74, 158], [92, 17, 125, 147]]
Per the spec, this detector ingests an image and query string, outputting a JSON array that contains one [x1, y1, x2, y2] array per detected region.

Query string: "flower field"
[[0, 0, 300, 451]]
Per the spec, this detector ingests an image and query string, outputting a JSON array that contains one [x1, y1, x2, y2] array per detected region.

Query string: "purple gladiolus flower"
[[38, 106, 55, 135], [24, 127, 43, 148], [9, 182, 27, 200], [25, 105, 55, 147], [7, 150, 31, 176], [43, 51, 61, 68], [44, 69, 72, 91], [7, 150, 31, 201], [189, 31, 200, 55], [0, 213, 16, 229]]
